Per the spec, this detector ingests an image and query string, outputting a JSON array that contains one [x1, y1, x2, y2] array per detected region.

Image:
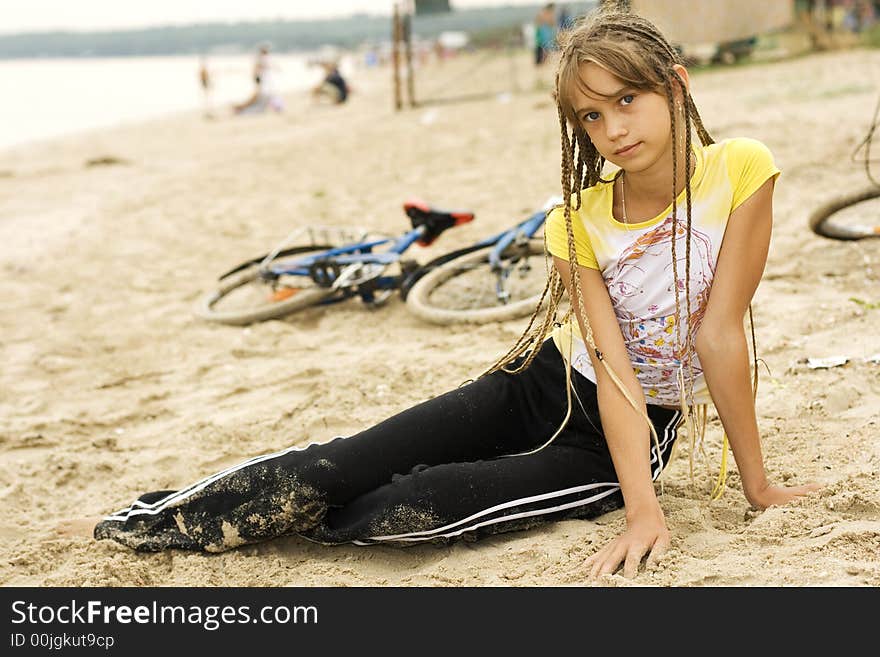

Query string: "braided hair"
[[484, 7, 736, 478]]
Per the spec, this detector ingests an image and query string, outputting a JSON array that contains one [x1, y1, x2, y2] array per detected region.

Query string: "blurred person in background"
[[311, 59, 350, 105], [535, 3, 558, 66], [198, 55, 215, 120], [234, 42, 284, 115]]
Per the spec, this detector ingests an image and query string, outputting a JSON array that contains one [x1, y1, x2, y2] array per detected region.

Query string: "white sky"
[[1, 1, 548, 35]]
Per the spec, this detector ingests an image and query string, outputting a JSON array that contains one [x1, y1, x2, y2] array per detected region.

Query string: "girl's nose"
[[605, 115, 628, 141]]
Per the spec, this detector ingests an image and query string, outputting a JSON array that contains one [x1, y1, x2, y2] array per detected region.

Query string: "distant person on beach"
[[311, 60, 349, 105], [233, 43, 284, 115], [82, 8, 821, 579], [198, 56, 215, 120], [534, 3, 558, 66]]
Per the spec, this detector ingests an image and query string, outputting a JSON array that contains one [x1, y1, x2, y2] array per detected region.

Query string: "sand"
[[1, 47, 878, 587]]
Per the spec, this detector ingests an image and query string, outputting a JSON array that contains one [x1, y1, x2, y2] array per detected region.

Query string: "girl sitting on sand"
[[85, 8, 820, 579]]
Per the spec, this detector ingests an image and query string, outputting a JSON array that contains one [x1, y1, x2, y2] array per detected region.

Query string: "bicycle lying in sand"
[[809, 93, 880, 241], [194, 198, 557, 326]]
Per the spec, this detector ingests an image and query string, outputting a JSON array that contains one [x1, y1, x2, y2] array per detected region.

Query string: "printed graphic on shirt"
[[603, 215, 713, 401]]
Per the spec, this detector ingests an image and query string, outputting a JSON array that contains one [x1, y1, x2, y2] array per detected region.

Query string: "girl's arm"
[[695, 177, 821, 507], [553, 257, 669, 579]]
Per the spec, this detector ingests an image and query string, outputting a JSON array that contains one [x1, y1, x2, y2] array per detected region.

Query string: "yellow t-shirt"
[[545, 137, 781, 406]]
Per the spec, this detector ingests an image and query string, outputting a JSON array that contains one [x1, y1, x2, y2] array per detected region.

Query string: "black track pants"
[[94, 341, 680, 552]]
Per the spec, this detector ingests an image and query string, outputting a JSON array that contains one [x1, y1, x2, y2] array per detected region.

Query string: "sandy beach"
[[1, 46, 878, 587]]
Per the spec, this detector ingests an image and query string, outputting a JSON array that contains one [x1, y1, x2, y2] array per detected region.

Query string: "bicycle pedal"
[[308, 260, 341, 288]]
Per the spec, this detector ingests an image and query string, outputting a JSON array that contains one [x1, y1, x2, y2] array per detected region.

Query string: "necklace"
[[620, 173, 627, 223]]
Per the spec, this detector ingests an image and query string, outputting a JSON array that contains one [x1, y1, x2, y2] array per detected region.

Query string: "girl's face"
[[569, 61, 685, 175]]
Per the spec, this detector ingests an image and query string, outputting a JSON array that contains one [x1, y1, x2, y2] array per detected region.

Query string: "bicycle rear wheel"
[[405, 238, 548, 325], [194, 246, 336, 326], [808, 186, 880, 240]]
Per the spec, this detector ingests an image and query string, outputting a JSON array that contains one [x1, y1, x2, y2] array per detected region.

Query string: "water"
[[0, 54, 327, 150]]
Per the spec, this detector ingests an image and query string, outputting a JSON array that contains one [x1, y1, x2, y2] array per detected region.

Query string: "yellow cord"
[[710, 432, 729, 500]]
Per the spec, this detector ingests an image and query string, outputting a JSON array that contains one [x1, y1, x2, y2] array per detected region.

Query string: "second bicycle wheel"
[[194, 246, 337, 326], [808, 185, 880, 240], [405, 238, 549, 325]]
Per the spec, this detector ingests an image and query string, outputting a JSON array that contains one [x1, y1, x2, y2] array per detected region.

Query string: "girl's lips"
[[615, 142, 642, 157]]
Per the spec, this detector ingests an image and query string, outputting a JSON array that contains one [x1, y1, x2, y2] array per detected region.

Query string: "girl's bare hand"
[[585, 511, 669, 580], [747, 482, 823, 510]]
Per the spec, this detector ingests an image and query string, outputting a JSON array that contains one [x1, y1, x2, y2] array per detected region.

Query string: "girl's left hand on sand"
[[746, 481, 824, 510]]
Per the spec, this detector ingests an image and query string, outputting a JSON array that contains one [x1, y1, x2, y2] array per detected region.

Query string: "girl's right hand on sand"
[[584, 510, 670, 580]]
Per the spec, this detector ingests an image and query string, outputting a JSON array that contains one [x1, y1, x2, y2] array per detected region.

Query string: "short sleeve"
[[727, 138, 781, 212], [545, 204, 599, 270]]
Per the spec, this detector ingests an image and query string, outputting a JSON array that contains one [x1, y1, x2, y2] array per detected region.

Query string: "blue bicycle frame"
[[481, 209, 547, 304], [263, 224, 431, 304], [483, 209, 546, 268]]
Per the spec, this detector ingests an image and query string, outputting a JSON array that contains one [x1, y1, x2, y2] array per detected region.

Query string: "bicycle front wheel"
[[405, 238, 549, 325], [194, 247, 336, 326]]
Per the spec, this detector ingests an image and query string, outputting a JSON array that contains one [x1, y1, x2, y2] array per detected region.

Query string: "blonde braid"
[[574, 134, 587, 199], [685, 95, 714, 147], [481, 92, 573, 377], [483, 8, 758, 493], [661, 74, 698, 483], [679, 74, 696, 397], [678, 77, 703, 485], [558, 99, 664, 463]]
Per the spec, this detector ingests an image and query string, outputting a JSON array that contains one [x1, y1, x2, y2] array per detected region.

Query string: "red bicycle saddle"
[[403, 199, 475, 246]]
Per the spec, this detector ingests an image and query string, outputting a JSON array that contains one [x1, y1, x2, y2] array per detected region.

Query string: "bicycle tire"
[[808, 186, 880, 240], [194, 247, 337, 325], [398, 243, 489, 300], [405, 238, 548, 325]]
